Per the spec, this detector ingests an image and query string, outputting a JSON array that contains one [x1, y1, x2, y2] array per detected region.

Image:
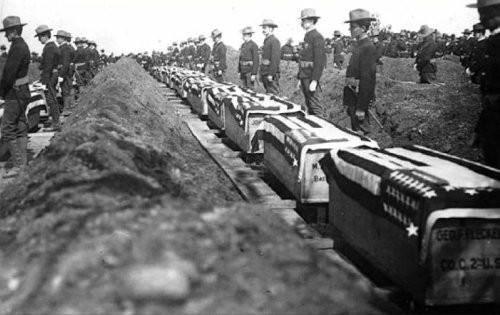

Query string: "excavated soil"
[[225, 49, 482, 162], [0, 58, 398, 314]]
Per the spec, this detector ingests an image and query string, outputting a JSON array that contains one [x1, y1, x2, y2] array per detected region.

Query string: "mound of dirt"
[[0, 58, 396, 314], [223, 50, 483, 162]]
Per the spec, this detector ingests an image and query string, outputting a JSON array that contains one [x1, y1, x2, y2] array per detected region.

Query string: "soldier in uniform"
[[87, 40, 100, 77], [35, 25, 61, 132], [281, 38, 295, 61], [0, 16, 31, 178], [414, 25, 438, 84], [466, 23, 487, 84], [211, 29, 227, 83], [179, 41, 187, 68], [332, 30, 345, 69], [297, 8, 326, 116], [344, 9, 377, 134], [238, 26, 259, 89], [55, 30, 75, 112], [259, 19, 281, 95], [73, 37, 88, 89], [460, 28, 476, 68], [172, 42, 180, 66], [187, 38, 196, 70], [468, 0, 500, 168], [196, 35, 211, 73]]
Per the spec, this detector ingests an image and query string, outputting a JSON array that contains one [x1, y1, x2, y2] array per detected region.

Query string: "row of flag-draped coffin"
[[153, 66, 500, 306]]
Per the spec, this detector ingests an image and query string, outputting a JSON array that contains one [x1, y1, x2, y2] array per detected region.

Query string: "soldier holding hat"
[[35, 24, 61, 132], [196, 35, 211, 73], [238, 26, 259, 89], [344, 9, 377, 134], [468, 0, 500, 168], [414, 25, 438, 84], [211, 29, 227, 83], [0, 16, 31, 178], [259, 19, 281, 95], [56, 30, 75, 112], [297, 8, 326, 116]]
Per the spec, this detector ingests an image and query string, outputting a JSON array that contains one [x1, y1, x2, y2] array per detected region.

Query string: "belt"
[[261, 59, 270, 66], [14, 75, 29, 86], [240, 61, 253, 66], [300, 61, 314, 68]]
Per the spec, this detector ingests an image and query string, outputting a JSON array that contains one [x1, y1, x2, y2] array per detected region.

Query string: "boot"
[[3, 140, 21, 178], [17, 136, 28, 167], [62, 96, 72, 116]]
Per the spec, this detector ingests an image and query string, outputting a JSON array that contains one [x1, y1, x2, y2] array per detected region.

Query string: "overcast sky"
[[1, 0, 479, 54]]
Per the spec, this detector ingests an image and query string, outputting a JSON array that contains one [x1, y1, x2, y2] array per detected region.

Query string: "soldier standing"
[[187, 38, 196, 70], [281, 38, 295, 61], [55, 30, 75, 112], [73, 37, 88, 89], [0, 16, 31, 178], [211, 29, 227, 83], [332, 30, 345, 69], [297, 8, 326, 116], [238, 27, 259, 89], [35, 25, 61, 132], [414, 25, 438, 84], [197, 35, 211, 73], [371, 29, 385, 73], [466, 23, 487, 84], [87, 40, 99, 77], [468, 0, 500, 168], [259, 19, 281, 95], [344, 9, 377, 134], [172, 42, 180, 66]]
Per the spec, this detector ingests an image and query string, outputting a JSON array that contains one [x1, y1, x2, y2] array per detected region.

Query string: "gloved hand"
[[355, 109, 365, 121], [267, 75, 273, 82], [309, 80, 317, 92], [250, 75, 256, 82], [217, 70, 222, 75]]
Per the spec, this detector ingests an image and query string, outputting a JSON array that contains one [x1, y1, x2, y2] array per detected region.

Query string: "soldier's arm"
[[252, 42, 259, 75], [269, 39, 281, 76], [220, 45, 227, 71], [0, 44, 24, 97], [312, 34, 326, 81]]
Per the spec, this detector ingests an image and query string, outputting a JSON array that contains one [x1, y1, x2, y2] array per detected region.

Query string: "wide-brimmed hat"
[[88, 40, 96, 46], [418, 25, 435, 37], [466, 0, 500, 8], [333, 30, 341, 37], [81, 37, 88, 43], [344, 9, 376, 23], [199, 35, 206, 40], [241, 26, 254, 34], [463, 28, 472, 35], [260, 19, 278, 28], [299, 8, 320, 20], [211, 29, 222, 38], [34, 25, 52, 37], [55, 30, 71, 39], [0, 16, 27, 32], [473, 23, 485, 32], [173, 41, 178, 45]]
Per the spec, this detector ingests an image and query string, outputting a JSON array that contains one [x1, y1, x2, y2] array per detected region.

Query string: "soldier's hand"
[[267, 75, 273, 82], [217, 70, 222, 75], [345, 77, 357, 89], [413, 64, 418, 71], [309, 80, 317, 92], [296, 81, 301, 90], [355, 109, 365, 121], [250, 75, 256, 82]]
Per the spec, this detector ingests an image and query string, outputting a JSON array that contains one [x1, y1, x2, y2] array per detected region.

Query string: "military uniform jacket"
[[480, 32, 500, 95], [260, 34, 280, 76], [416, 37, 438, 73], [280, 44, 294, 60], [346, 37, 377, 111], [469, 38, 488, 85], [59, 43, 75, 78], [298, 28, 326, 81], [333, 38, 344, 56], [74, 46, 87, 64], [89, 48, 100, 68], [0, 37, 30, 100], [197, 43, 211, 64], [187, 45, 196, 60], [238, 39, 259, 75], [374, 41, 385, 62], [40, 41, 60, 85], [212, 41, 227, 71]]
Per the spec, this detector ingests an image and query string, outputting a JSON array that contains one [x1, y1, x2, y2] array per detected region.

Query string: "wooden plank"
[[304, 238, 334, 250]]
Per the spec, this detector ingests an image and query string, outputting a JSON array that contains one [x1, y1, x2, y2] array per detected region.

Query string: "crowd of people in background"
[[0, 0, 499, 179]]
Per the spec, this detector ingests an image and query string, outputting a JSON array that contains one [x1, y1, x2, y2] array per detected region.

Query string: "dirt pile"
[[224, 51, 482, 162], [0, 58, 396, 314]]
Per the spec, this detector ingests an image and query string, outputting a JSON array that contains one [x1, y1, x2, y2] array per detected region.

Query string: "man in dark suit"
[[259, 19, 281, 95], [35, 24, 61, 131], [344, 9, 377, 134], [468, 0, 500, 168], [414, 25, 438, 84], [56, 30, 75, 111], [238, 27, 259, 89], [211, 29, 227, 83], [297, 8, 326, 116], [0, 16, 31, 178]]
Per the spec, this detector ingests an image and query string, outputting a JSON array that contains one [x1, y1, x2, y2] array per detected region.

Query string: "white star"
[[406, 222, 419, 237], [423, 190, 437, 199], [464, 189, 478, 196], [443, 185, 456, 192], [292, 158, 298, 167]]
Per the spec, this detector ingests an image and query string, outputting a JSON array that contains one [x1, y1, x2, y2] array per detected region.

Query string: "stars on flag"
[[406, 222, 419, 237]]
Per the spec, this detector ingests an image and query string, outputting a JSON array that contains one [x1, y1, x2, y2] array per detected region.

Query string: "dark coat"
[[40, 41, 60, 85], [74, 46, 87, 64], [59, 43, 75, 77], [212, 41, 227, 71], [260, 34, 280, 76], [416, 36, 438, 74], [239, 39, 259, 75], [346, 37, 377, 111], [0, 37, 30, 100], [298, 28, 326, 81], [197, 43, 211, 64]]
